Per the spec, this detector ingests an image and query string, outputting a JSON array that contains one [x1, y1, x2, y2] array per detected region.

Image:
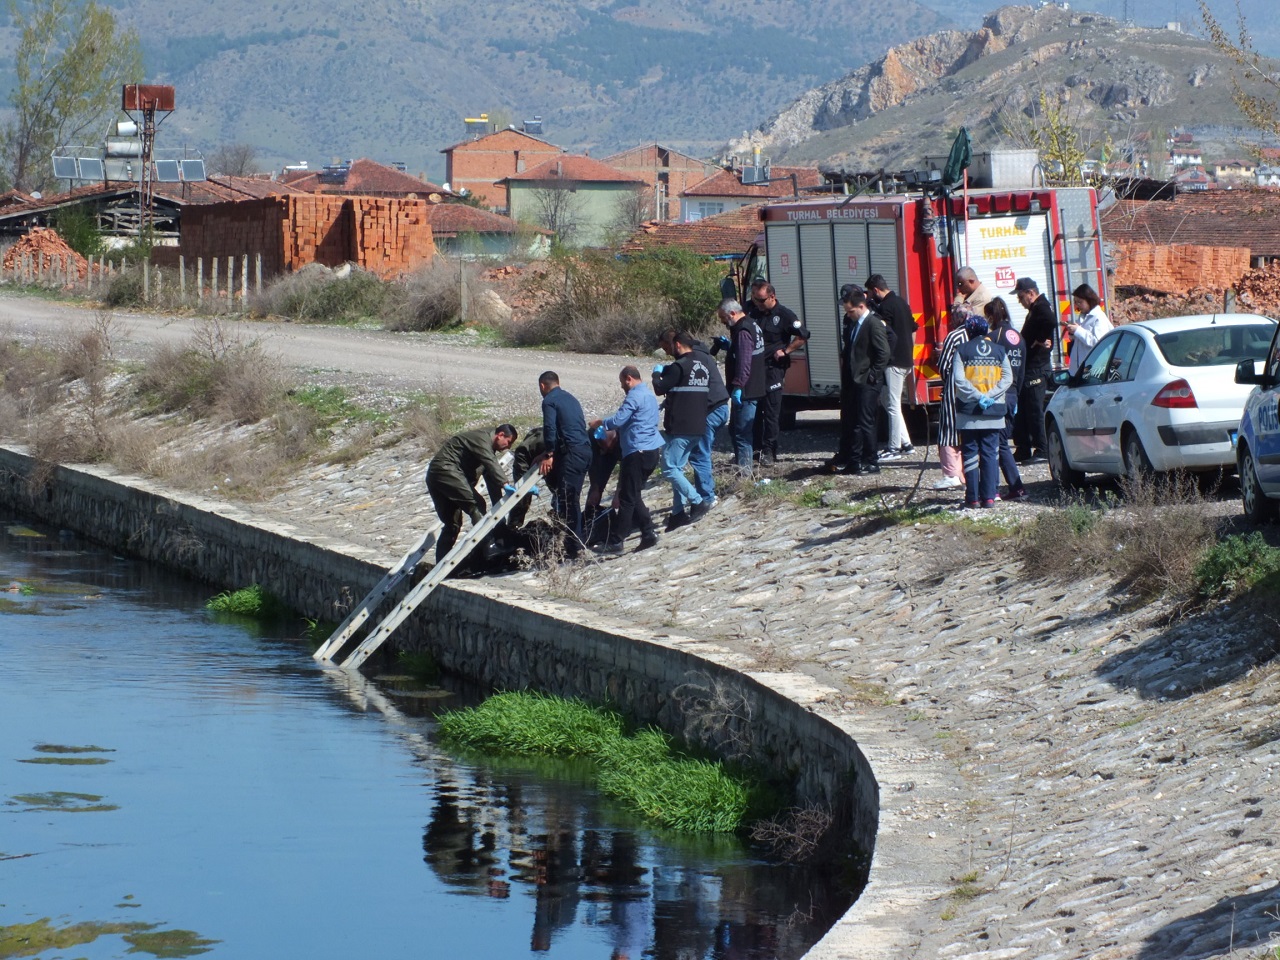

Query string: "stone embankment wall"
[[0, 446, 879, 888]]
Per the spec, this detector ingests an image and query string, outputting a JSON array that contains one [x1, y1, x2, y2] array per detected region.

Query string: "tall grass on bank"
[[437, 691, 762, 833], [206, 584, 285, 618]]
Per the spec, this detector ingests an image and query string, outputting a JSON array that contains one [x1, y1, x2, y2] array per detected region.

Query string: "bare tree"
[[526, 181, 585, 246], [606, 185, 655, 242], [1200, 1, 1280, 139], [207, 142, 258, 177]]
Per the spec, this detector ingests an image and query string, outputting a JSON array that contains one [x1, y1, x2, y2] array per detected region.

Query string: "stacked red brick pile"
[[2, 228, 88, 281], [349, 198, 433, 278], [181, 196, 435, 280], [1110, 241, 1250, 296]]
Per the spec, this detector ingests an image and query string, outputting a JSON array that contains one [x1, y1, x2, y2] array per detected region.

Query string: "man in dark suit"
[[839, 288, 891, 475]]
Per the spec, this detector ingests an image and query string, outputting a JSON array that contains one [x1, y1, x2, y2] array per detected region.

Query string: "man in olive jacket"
[[425, 424, 517, 560]]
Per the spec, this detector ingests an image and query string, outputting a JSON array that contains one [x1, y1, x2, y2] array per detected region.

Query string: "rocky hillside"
[[0, 0, 950, 180], [733, 4, 1280, 172]]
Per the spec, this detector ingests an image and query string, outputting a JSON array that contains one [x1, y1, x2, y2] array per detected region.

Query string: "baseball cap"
[[1013, 277, 1038, 293]]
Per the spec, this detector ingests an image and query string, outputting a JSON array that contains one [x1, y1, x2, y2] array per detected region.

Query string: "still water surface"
[[0, 518, 852, 959]]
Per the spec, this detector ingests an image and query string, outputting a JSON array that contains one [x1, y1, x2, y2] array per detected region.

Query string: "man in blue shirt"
[[588, 366, 663, 554], [536, 371, 592, 557]]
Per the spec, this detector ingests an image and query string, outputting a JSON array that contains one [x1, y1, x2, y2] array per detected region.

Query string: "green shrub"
[[437, 691, 766, 833], [206, 584, 284, 618], [51, 208, 105, 259], [104, 271, 145, 307], [1195, 533, 1280, 597], [508, 249, 723, 353]]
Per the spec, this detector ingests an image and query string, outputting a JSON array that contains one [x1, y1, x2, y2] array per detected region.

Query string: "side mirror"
[[719, 276, 738, 300], [1235, 358, 1265, 386], [1051, 369, 1073, 387]]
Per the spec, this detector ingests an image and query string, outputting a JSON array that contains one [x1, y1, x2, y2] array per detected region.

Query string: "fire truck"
[[735, 181, 1108, 425]]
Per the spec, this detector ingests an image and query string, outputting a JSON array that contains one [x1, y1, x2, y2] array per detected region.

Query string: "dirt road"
[[0, 293, 643, 420]]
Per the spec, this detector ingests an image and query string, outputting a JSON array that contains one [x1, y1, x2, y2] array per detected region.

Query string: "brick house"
[[501, 155, 644, 248], [440, 128, 563, 210], [679, 166, 824, 222], [600, 144, 718, 222]]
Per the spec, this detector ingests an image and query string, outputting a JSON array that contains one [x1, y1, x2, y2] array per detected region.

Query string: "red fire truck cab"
[[748, 186, 1107, 424]]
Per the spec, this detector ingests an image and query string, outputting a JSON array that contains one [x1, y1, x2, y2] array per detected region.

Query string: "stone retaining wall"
[[0, 446, 880, 909]]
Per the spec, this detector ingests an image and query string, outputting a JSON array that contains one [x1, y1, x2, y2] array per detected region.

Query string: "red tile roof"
[[620, 203, 765, 257], [1101, 189, 1280, 257], [441, 127, 561, 155], [0, 188, 35, 209], [427, 203, 549, 236], [502, 154, 643, 185], [682, 166, 825, 199], [281, 158, 447, 196], [0, 176, 307, 221]]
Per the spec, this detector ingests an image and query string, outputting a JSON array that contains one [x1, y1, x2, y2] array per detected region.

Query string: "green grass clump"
[[205, 584, 284, 618], [438, 691, 763, 833], [1195, 532, 1280, 597]]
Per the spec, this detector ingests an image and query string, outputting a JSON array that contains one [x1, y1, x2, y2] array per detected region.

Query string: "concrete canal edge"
[[0, 445, 954, 958]]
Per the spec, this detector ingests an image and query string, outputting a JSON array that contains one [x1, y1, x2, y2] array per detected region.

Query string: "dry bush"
[[26, 407, 109, 465], [54, 312, 117, 385], [248, 264, 390, 324], [105, 417, 165, 475], [152, 432, 294, 500], [268, 402, 324, 462], [751, 805, 835, 863], [1020, 475, 1219, 605], [134, 320, 285, 424], [383, 260, 477, 332]]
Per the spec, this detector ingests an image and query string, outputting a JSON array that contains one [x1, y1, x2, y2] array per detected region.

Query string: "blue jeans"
[[692, 402, 729, 500], [730, 398, 758, 472], [662, 434, 704, 514], [961, 429, 1001, 504]]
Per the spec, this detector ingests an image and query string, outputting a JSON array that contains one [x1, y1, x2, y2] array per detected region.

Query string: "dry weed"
[[750, 805, 835, 863], [671, 672, 755, 761]]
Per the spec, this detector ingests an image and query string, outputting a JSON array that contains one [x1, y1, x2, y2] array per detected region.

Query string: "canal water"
[[0, 517, 854, 959]]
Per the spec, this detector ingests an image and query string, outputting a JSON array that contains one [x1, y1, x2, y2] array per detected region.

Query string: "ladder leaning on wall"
[[313, 464, 542, 670]]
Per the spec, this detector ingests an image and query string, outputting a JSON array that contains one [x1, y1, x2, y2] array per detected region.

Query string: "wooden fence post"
[[143, 260, 150, 303], [179, 255, 186, 302], [241, 254, 248, 302], [197, 258, 204, 305], [211, 257, 218, 306], [226, 255, 234, 302], [255, 253, 262, 294]]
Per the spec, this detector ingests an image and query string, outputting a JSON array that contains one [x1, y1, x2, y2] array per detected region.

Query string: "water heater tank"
[[105, 137, 142, 158]]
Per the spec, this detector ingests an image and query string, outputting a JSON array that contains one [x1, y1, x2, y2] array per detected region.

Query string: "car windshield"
[[1153, 323, 1277, 368]]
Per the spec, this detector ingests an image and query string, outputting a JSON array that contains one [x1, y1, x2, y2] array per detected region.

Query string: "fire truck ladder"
[[324, 465, 542, 672]]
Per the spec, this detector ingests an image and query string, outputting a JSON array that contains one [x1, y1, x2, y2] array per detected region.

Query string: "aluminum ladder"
[[331, 465, 542, 671]]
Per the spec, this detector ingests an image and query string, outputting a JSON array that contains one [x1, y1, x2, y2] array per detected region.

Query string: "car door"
[[1253, 326, 1280, 493], [1087, 331, 1147, 470], [1057, 335, 1121, 465]]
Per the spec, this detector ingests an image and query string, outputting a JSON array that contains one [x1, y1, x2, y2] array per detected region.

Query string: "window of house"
[[693, 202, 724, 220]]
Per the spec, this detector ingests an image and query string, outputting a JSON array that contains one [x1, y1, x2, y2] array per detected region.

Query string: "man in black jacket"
[[536, 371, 592, 556], [746, 279, 809, 466], [652, 331, 713, 529], [718, 299, 766, 474], [1012, 277, 1056, 463], [866, 274, 917, 460], [840, 288, 891, 475]]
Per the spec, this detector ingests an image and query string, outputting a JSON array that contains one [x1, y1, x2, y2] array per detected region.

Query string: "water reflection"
[[1, 517, 854, 959]]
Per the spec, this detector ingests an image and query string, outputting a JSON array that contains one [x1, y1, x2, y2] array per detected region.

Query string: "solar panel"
[[52, 156, 78, 180], [104, 159, 138, 182], [180, 159, 206, 182], [77, 158, 104, 181], [154, 159, 181, 182]]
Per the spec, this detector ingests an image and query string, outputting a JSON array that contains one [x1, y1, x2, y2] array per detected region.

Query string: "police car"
[[1234, 319, 1280, 522]]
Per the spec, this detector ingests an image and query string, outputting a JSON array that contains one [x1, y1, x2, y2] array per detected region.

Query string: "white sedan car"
[[1044, 313, 1278, 487]]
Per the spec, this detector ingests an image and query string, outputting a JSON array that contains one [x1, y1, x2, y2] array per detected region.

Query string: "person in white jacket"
[[1066, 283, 1112, 374]]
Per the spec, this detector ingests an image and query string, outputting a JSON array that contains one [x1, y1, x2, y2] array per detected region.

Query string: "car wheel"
[[1046, 420, 1085, 490], [1240, 444, 1279, 524], [1122, 427, 1153, 484]]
